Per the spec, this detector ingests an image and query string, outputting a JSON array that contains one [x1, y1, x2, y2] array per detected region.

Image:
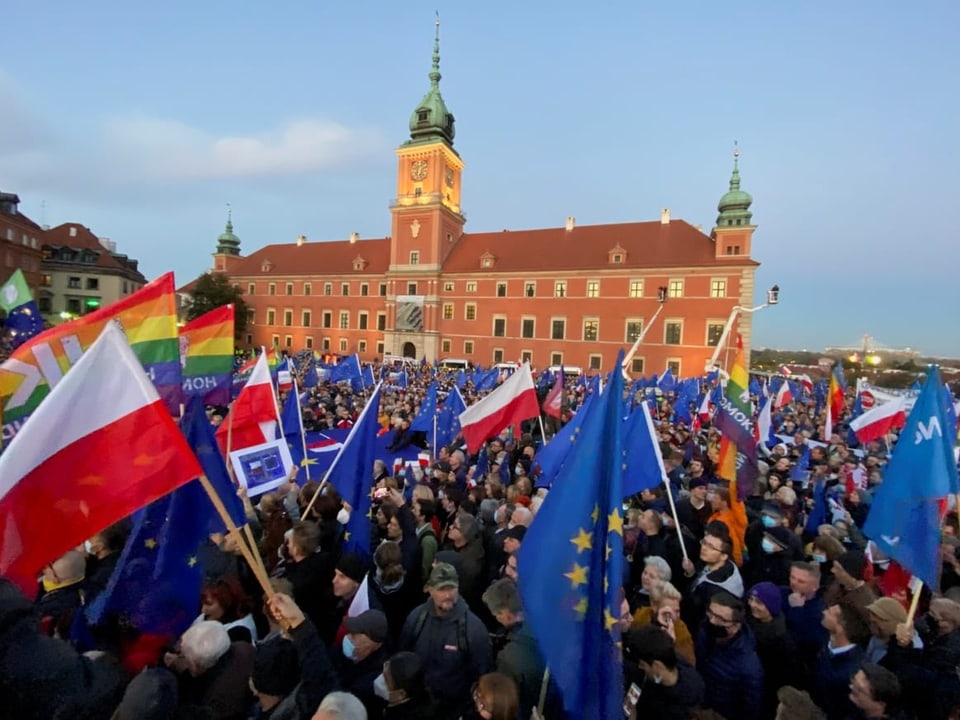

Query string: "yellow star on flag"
[[570, 528, 592, 554], [573, 596, 589, 617], [604, 608, 617, 631], [564, 563, 588, 589], [300, 457, 317, 468], [144, 538, 157, 550], [188, 556, 198, 567], [608, 508, 624, 536], [591, 504, 600, 524]]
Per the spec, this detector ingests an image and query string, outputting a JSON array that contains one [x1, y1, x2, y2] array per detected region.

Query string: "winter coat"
[[695, 622, 765, 720], [812, 643, 865, 720], [399, 596, 492, 718]]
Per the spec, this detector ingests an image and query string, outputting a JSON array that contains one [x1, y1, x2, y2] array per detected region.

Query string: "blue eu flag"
[[327, 383, 383, 559], [410, 382, 438, 434], [864, 366, 959, 589], [86, 479, 213, 638], [435, 387, 467, 450], [518, 350, 625, 719]]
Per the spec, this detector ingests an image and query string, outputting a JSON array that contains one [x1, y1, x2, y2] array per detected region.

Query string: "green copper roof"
[[216, 208, 241, 256], [716, 151, 753, 227], [407, 17, 455, 147]]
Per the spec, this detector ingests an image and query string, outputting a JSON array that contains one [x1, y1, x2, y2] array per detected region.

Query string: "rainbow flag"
[[180, 304, 234, 407], [232, 347, 278, 396], [713, 334, 758, 499], [0, 273, 180, 444]]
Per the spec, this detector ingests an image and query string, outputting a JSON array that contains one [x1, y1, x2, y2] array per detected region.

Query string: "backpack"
[[410, 603, 471, 663]]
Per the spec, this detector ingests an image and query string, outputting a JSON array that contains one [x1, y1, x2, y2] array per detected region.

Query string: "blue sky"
[[2, 1, 957, 355]]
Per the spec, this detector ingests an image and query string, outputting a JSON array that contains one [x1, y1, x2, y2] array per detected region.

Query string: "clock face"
[[445, 167, 454, 187], [411, 160, 428, 181]]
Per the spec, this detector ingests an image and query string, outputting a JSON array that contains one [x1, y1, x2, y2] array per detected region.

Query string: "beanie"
[[252, 639, 300, 698], [336, 552, 368, 584], [748, 582, 783, 617]]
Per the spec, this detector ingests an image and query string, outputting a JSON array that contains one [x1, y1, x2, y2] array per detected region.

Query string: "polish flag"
[[697, 393, 712, 425], [754, 397, 773, 445], [0, 322, 201, 583], [543, 374, 563, 419], [216, 351, 278, 455], [798, 374, 813, 394], [849, 395, 907, 444], [459, 363, 540, 453], [774, 382, 792, 409]]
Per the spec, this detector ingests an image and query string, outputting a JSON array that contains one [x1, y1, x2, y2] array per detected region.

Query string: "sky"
[[2, 1, 958, 355]]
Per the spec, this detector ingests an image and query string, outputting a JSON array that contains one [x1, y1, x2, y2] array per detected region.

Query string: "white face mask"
[[84, 540, 94, 555], [337, 508, 351, 525], [373, 673, 391, 701]]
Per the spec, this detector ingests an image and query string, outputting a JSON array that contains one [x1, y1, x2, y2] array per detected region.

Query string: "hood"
[[0, 577, 36, 636]]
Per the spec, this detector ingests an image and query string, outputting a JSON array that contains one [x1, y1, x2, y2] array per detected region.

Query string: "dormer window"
[[613, 254, 622, 263], [479, 251, 496, 269], [353, 255, 368, 271], [418, 110, 429, 123], [608, 243, 627, 265], [261, 260, 273, 272]]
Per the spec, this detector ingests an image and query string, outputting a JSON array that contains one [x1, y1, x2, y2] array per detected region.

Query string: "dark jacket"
[[283, 551, 337, 643], [749, 613, 796, 717], [627, 658, 706, 720], [695, 622, 765, 720], [333, 642, 389, 719], [781, 586, 828, 688], [812, 644, 865, 720], [496, 621, 548, 719], [178, 642, 256, 720], [84, 552, 121, 603], [369, 573, 424, 649], [399, 596, 492, 718], [0, 578, 124, 720]]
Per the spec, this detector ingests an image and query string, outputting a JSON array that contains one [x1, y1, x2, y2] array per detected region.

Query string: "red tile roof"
[[44, 223, 145, 278], [444, 219, 757, 273], [229, 237, 392, 277]]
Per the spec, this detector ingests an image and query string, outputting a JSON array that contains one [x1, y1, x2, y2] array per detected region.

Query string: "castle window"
[[418, 110, 429, 122]]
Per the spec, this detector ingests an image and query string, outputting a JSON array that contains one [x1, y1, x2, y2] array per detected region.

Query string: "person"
[[377, 651, 440, 719], [814, 603, 870, 720], [311, 691, 368, 720], [83, 519, 132, 602], [471, 672, 520, 720], [746, 581, 795, 717], [622, 624, 705, 720], [783, 561, 828, 687], [399, 562, 492, 717], [848, 663, 910, 720], [481, 578, 549, 719], [683, 521, 744, 628], [631, 581, 695, 666], [336, 610, 390, 718], [695, 591, 764, 720], [774, 685, 826, 720], [195, 576, 259, 643], [36, 549, 86, 638]]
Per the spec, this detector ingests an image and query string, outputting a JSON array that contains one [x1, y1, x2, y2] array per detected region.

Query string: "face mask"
[[706, 622, 728, 639], [514, 465, 523, 476], [337, 508, 351, 525], [761, 515, 777, 529], [84, 540, 94, 555], [761, 538, 777, 554], [652, 674, 663, 685], [812, 553, 827, 564], [373, 673, 391, 701], [341, 635, 356, 660]]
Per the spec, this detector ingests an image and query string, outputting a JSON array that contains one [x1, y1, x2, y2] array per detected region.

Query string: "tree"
[[185, 272, 248, 338]]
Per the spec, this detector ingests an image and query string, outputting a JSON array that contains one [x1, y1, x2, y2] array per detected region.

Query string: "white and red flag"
[[459, 363, 540, 453], [849, 395, 907, 444], [216, 350, 278, 455]]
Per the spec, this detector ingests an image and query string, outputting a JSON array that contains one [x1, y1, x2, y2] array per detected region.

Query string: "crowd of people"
[[2, 356, 960, 720]]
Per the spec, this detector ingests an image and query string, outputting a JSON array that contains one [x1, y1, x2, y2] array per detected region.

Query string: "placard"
[[228, 438, 295, 497]]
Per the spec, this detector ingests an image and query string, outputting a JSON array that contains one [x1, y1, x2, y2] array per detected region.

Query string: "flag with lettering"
[[180, 304, 234, 407], [863, 366, 959, 589], [713, 334, 758, 499], [0, 273, 180, 442]]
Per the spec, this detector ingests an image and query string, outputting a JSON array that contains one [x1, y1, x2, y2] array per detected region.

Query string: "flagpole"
[[433, 413, 438, 454], [905, 579, 923, 626], [537, 413, 547, 445], [292, 375, 312, 482], [197, 474, 275, 600], [302, 381, 383, 520], [663, 476, 689, 562]]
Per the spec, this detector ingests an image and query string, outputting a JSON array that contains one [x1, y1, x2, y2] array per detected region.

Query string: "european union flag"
[[410, 381, 438, 434], [435, 387, 467, 450], [804, 474, 827, 535], [864, 367, 959, 589], [326, 383, 383, 559], [280, 376, 318, 483], [532, 389, 597, 489], [86, 479, 212, 638], [328, 354, 363, 392], [181, 397, 247, 533], [518, 350, 625, 720], [622, 401, 668, 496]]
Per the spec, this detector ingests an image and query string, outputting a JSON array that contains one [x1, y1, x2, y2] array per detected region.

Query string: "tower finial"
[[225, 202, 233, 232], [733, 140, 740, 167], [430, 11, 441, 87]]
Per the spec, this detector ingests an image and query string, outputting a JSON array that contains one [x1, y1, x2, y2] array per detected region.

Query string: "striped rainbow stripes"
[[0, 273, 180, 442], [180, 304, 234, 406]]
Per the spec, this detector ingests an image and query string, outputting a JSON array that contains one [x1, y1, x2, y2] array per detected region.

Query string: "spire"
[[407, 14, 456, 147], [716, 143, 753, 228], [216, 203, 241, 256]]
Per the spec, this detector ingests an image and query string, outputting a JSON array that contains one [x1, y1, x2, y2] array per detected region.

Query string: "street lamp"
[[705, 284, 780, 376], [621, 285, 668, 380]]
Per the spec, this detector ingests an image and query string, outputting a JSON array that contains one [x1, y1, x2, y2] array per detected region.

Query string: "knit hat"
[[336, 552, 368, 584], [252, 639, 300, 698], [748, 582, 783, 617], [689, 477, 710, 490], [867, 597, 907, 625], [836, 549, 867, 580]]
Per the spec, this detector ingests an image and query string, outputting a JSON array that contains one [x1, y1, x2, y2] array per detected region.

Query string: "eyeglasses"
[[700, 539, 725, 553], [706, 608, 735, 627]]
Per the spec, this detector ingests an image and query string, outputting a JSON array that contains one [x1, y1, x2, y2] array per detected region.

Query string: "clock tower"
[[386, 17, 465, 360]]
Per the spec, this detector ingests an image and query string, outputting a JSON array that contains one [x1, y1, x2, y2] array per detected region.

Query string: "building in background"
[[0, 191, 44, 292], [39, 223, 146, 324], [201, 23, 761, 376]]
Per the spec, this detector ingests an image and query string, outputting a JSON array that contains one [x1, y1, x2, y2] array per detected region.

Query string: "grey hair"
[[180, 621, 230, 672], [511, 506, 534, 527], [643, 555, 672, 583], [482, 577, 523, 615], [316, 691, 368, 720]]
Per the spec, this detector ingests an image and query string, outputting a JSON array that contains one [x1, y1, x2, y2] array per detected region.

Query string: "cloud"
[[101, 116, 384, 181]]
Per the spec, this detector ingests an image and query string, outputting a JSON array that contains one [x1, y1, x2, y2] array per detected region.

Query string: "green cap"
[[0, 269, 32, 313], [427, 562, 459, 589]]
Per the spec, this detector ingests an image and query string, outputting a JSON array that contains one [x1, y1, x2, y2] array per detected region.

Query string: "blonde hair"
[[412, 484, 435, 503], [649, 580, 682, 607]]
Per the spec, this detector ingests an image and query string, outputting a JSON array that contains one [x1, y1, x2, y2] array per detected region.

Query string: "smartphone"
[[622, 682, 641, 716]]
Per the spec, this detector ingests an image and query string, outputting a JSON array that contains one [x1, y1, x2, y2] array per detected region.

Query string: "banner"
[[395, 294, 424, 332]]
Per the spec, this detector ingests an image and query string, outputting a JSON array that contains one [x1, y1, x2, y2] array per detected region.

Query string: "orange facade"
[[209, 33, 760, 378]]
